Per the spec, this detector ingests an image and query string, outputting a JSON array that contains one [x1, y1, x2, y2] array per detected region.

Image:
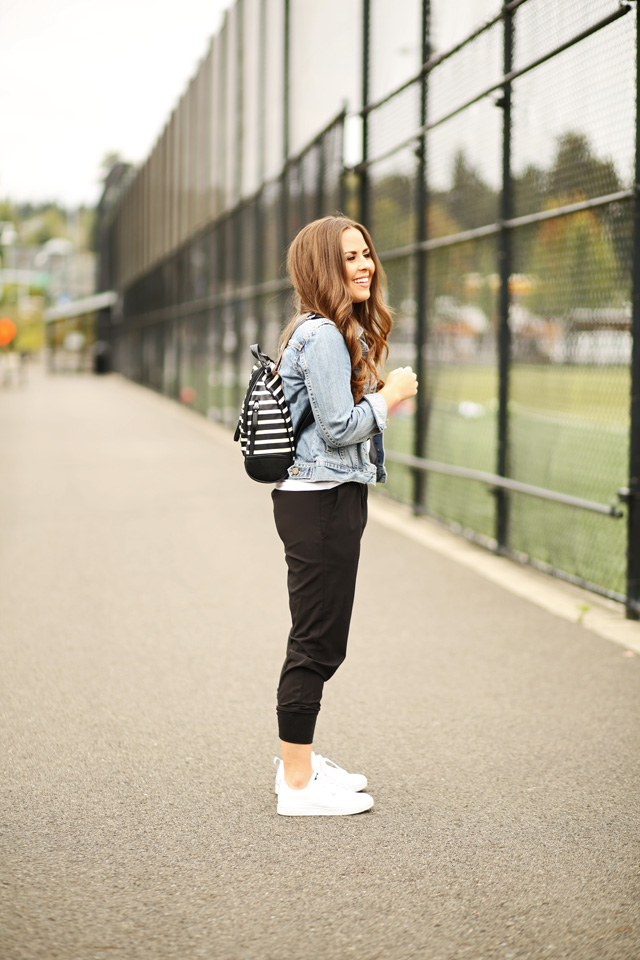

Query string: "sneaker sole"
[[277, 799, 374, 817], [275, 778, 368, 796]]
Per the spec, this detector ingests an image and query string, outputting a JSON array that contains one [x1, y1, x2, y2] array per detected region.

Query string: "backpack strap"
[[280, 312, 320, 443], [250, 344, 273, 367]]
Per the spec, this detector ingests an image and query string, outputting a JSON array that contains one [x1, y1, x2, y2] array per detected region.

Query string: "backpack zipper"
[[249, 400, 260, 455], [240, 367, 264, 440]]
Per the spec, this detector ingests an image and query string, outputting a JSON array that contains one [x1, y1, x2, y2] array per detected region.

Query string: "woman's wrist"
[[379, 384, 400, 411]]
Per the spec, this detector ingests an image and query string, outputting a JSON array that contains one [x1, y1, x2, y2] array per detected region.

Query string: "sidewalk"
[[1, 368, 639, 960]]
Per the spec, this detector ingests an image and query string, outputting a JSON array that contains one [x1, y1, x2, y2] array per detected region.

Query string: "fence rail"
[[384, 451, 626, 518]]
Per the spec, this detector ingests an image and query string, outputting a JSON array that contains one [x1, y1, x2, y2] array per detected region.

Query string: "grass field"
[[382, 363, 630, 598]]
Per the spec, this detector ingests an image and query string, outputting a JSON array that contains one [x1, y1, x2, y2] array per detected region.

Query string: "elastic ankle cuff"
[[277, 710, 317, 744]]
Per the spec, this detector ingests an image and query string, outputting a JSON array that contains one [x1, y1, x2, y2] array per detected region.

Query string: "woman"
[[272, 215, 418, 816]]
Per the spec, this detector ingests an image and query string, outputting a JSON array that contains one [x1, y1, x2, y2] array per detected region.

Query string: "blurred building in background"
[[1, 214, 97, 365], [93, 0, 639, 617]]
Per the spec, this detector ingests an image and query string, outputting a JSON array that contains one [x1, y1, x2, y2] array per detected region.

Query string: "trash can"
[[93, 342, 110, 375]]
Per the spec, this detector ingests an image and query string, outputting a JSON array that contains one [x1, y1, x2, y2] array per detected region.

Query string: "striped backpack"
[[234, 318, 316, 483]]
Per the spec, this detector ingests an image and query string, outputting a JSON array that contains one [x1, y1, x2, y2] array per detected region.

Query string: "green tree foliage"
[[0, 200, 17, 224], [546, 132, 620, 201], [513, 163, 546, 219], [444, 151, 498, 231], [99, 152, 126, 180], [512, 132, 627, 283], [76, 206, 96, 253], [370, 173, 416, 253], [528, 197, 620, 317], [22, 206, 68, 246]]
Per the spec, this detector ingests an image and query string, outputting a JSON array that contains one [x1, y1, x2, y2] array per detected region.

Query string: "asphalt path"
[[1, 368, 639, 960]]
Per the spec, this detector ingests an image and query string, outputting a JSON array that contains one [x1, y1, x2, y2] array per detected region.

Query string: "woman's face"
[[342, 227, 375, 303]]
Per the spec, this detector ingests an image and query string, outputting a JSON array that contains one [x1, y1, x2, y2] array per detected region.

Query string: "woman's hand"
[[379, 366, 418, 411]]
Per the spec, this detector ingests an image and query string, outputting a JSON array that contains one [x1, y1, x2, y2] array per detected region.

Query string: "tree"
[[445, 151, 498, 231], [369, 172, 417, 253], [513, 163, 546, 220], [0, 200, 17, 224], [22, 206, 68, 246], [545, 132, 621, 203], [520, 132, 628, 298], [99, 151, 126, 181], [527, 193, 621, 318]]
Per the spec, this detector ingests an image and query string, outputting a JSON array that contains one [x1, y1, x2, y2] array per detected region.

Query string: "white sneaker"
[[277, 769, 374, 817], [273, 752, 368, 795]]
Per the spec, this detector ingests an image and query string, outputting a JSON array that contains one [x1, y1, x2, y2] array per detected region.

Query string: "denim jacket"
[[278, 314, 387, 484]]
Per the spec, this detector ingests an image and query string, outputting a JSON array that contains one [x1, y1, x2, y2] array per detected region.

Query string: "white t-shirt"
[[275, 478, 340, 491]]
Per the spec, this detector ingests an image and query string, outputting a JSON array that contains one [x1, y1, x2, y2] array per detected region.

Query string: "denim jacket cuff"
[[363, 392, 388, 432]]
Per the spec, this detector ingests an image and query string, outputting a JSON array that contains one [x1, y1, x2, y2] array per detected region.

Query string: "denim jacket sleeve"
[[295, 321, 388, 447]]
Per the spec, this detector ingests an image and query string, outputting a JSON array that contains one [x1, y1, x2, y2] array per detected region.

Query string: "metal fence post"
[[235, 0, 244, 207], [496, 4, 514, 553], [338, 118, 347, 213], [283, 0, 290, 167], [626, 3, 640, 619], [257, 0, 266, 190], [255, 0, 267, 345], [413, 0, 431, 514], [360, 0, 370, 227], [281, 0, 291, 258]]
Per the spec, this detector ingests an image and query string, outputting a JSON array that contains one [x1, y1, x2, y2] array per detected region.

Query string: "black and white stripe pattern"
[[235, 324, 319, 482], [237, 365, 295, 461]]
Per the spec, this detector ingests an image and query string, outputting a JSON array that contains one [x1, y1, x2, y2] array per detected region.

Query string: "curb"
[[369, 495, 640, 656]]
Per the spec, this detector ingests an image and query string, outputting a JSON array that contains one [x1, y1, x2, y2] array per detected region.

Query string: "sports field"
[[382, 363, 630, 598]]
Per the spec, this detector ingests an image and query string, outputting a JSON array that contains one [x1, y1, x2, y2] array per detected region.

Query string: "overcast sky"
[[1, 0, 232, 208]]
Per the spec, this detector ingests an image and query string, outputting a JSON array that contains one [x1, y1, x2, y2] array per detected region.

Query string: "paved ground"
[[1, 367, 639, 960]]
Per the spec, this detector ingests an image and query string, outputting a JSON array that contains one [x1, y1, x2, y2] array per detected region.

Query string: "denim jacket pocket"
[[323, 442, 345, 464]]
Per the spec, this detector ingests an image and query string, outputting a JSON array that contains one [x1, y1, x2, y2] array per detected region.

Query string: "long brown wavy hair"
[[279, 215, 393, 403]]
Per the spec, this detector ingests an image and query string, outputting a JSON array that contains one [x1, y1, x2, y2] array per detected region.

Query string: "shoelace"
[[314, 754, 346, 775]]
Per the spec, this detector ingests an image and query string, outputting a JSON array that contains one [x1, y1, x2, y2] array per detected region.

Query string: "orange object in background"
[[0, 318, 17, 346]]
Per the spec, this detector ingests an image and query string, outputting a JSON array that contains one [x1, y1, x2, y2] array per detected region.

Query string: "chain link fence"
[[361, 0, 638, 614], [98, 0, 639, 616], [107, 114, 345, 428]]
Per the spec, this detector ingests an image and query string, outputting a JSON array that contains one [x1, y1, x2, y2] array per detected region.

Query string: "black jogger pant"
[[272, 482, 368, 744]]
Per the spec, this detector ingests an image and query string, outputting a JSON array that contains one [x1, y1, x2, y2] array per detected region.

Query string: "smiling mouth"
[[354, 278, 370, 285]]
